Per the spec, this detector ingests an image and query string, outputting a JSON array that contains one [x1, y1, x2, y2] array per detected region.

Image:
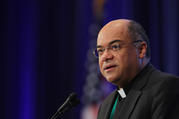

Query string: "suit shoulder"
[[145, 69, 179, 94], [97, 90, 117, 119], [100, 90, 117, 105], [148, 69, 179, 85]]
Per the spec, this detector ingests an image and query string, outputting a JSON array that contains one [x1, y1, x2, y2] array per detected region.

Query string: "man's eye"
[[97, 49, 104, 54], [111, 45, 121, 50]]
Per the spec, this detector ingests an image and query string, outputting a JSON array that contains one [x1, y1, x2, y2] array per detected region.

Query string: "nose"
[[100, 49, 114, 62]]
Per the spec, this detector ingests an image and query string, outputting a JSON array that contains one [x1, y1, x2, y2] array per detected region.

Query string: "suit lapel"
[[102, 90, 118, 119], [116, 90, 141, 119], [116, 63, 154, 119], [99, 63, 155, 119]]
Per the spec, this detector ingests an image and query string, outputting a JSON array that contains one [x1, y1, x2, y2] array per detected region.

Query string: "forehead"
[[97, 21, 131, 46]]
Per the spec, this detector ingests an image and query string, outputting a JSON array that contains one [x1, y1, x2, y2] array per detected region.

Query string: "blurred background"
[[0, 0, 179, 119]]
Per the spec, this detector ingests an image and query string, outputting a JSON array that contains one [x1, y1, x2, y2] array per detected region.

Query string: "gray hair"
[[128, 20, 151, 58]]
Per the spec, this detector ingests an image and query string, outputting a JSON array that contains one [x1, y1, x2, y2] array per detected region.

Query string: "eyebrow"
[[97, 40, 122, 48]]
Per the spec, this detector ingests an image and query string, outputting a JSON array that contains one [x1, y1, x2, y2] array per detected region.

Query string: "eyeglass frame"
[[93, 40, 143, 58]]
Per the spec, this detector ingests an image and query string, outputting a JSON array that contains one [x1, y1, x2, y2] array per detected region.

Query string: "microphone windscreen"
[[68, 92, 80, 107]]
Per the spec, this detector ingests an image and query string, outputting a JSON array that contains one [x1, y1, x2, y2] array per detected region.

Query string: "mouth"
[[104, 65, 117, 71]]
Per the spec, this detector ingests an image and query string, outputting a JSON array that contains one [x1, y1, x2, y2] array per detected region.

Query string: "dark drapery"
[[0, 0, 179, 119]]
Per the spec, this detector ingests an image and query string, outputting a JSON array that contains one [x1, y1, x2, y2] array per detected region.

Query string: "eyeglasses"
[[93, 40, 143, 58]]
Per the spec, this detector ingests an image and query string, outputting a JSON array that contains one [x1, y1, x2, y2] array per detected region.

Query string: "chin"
[[106, 76, 120, 85]]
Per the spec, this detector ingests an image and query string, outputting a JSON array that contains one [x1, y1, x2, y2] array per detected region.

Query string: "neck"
[[141, 58, 150, 69], [118, 58, 150, 88]]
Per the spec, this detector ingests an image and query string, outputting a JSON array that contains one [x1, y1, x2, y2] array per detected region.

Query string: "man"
[[95, 19, 179, 119]]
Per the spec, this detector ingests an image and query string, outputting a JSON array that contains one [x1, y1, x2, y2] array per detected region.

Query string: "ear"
[[138, 41, 147, 59]]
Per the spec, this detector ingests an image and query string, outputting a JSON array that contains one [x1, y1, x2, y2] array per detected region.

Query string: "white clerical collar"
[[117, 88, 126, 98]]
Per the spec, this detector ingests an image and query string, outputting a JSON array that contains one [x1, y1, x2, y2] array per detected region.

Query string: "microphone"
[[50, 92, 80, 119]]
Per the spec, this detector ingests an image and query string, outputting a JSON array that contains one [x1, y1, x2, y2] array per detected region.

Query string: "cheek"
[[116, 52, 135, 69], [123, 52, 138, 68], [114, 53, 125, 64], [98, 59, 103, 72]]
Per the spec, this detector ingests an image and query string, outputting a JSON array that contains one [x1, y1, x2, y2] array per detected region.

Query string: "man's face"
[[97, 21, 141, 86]]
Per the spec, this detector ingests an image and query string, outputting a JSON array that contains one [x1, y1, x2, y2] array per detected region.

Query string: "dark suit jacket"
[[97, 63, 179, 119]]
